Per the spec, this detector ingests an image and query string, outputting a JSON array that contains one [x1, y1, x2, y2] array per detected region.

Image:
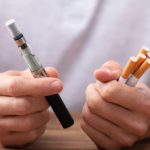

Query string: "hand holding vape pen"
[[5, 19, 74, 128]]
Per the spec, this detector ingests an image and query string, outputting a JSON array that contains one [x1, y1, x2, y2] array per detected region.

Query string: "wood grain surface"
[[3, 113, 150, 150]]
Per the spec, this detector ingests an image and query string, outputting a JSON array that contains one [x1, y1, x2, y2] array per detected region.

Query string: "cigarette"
[[134, 58, 150, 78], [138, 46, 149, 55], [126, 58, 150, 86], [135, 53, 146, 70], [119, 56, 137, 83], [147, 52, 150, 58]]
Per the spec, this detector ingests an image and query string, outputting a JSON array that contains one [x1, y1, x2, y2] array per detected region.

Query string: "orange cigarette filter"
[[135, 53, 146, 70], [121, 57, 137, 79], [138, 47, 149, 55], [133, 58, 150, 79], [147, 52, 150, 58]]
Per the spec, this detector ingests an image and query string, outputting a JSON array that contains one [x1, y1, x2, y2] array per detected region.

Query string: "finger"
[[0, 125, 46, 147], [21, 67, 59, 78], [82, 103, 137, 147], [94, 60, 122, 82], [86, 84, 149, 137], [0, 75, 63, 96], [81, 119, 121, 150], [0, 110, 50, 132], [0, 96, 49, 116], [45, 67, 59, 78], [2, 67, 59, 78], [96, 80, 150, 116], [2, 70, 23, 76]]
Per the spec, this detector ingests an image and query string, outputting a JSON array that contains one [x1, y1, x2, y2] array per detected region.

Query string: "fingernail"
[[51, 80, 62, 89], [95, 67, 111, 74], [101, 67, 111, 73]]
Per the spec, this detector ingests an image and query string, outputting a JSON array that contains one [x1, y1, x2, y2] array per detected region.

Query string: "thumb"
[[94, 60, 122, 82]]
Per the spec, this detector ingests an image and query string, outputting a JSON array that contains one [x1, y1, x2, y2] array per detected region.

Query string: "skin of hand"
[[0, 67, 63, 148], [81, 60, 150, 150]]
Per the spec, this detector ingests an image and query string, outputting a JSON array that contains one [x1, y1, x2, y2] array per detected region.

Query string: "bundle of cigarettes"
[[119, 47, 150, 87]]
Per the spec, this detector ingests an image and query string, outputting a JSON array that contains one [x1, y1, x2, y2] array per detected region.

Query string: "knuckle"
[[15, 98, 31, 115], [43, 110, 51, 123], [29, 126, 46, 142], [101, 82, 119, 100], [80, 114, 88, 130], [86, 95, 99, 113], [24, 118, 34, 131], [134, 122, 148, 137], [86, 84, 94, 91], [86, 84, 101, 112], [0, 121, 8, 131], [29, 131, 39, 142], [80, 120, 89, 135], [8, 78, 19, 96], [81, 106, 91, 123], [121, 137, 136, 147], [80, 120, 86, 130], [86, 84, 96, 95]]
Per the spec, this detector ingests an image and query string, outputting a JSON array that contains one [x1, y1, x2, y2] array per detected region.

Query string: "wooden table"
[[4, 113, 150, 150]]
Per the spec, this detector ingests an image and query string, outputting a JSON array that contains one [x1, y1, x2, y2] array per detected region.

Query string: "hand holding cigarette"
[[0, 67, 62, 147], [81, 60, 150, 150], [120, 47, 150, 86], [94, 60, 122, 82]]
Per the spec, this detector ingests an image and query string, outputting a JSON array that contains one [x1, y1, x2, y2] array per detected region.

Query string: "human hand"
[[0, 67, 63, 148], [81, 60, 150, 150]]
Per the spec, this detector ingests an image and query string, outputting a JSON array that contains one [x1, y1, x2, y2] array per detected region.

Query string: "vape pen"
[[5, 19, 74, 128]]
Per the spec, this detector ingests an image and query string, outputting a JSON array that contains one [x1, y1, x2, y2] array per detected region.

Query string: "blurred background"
[[0, 0, 150, 111]]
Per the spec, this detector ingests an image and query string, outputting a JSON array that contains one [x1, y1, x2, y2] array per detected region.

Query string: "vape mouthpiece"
[[5, 19, 22, 38]]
